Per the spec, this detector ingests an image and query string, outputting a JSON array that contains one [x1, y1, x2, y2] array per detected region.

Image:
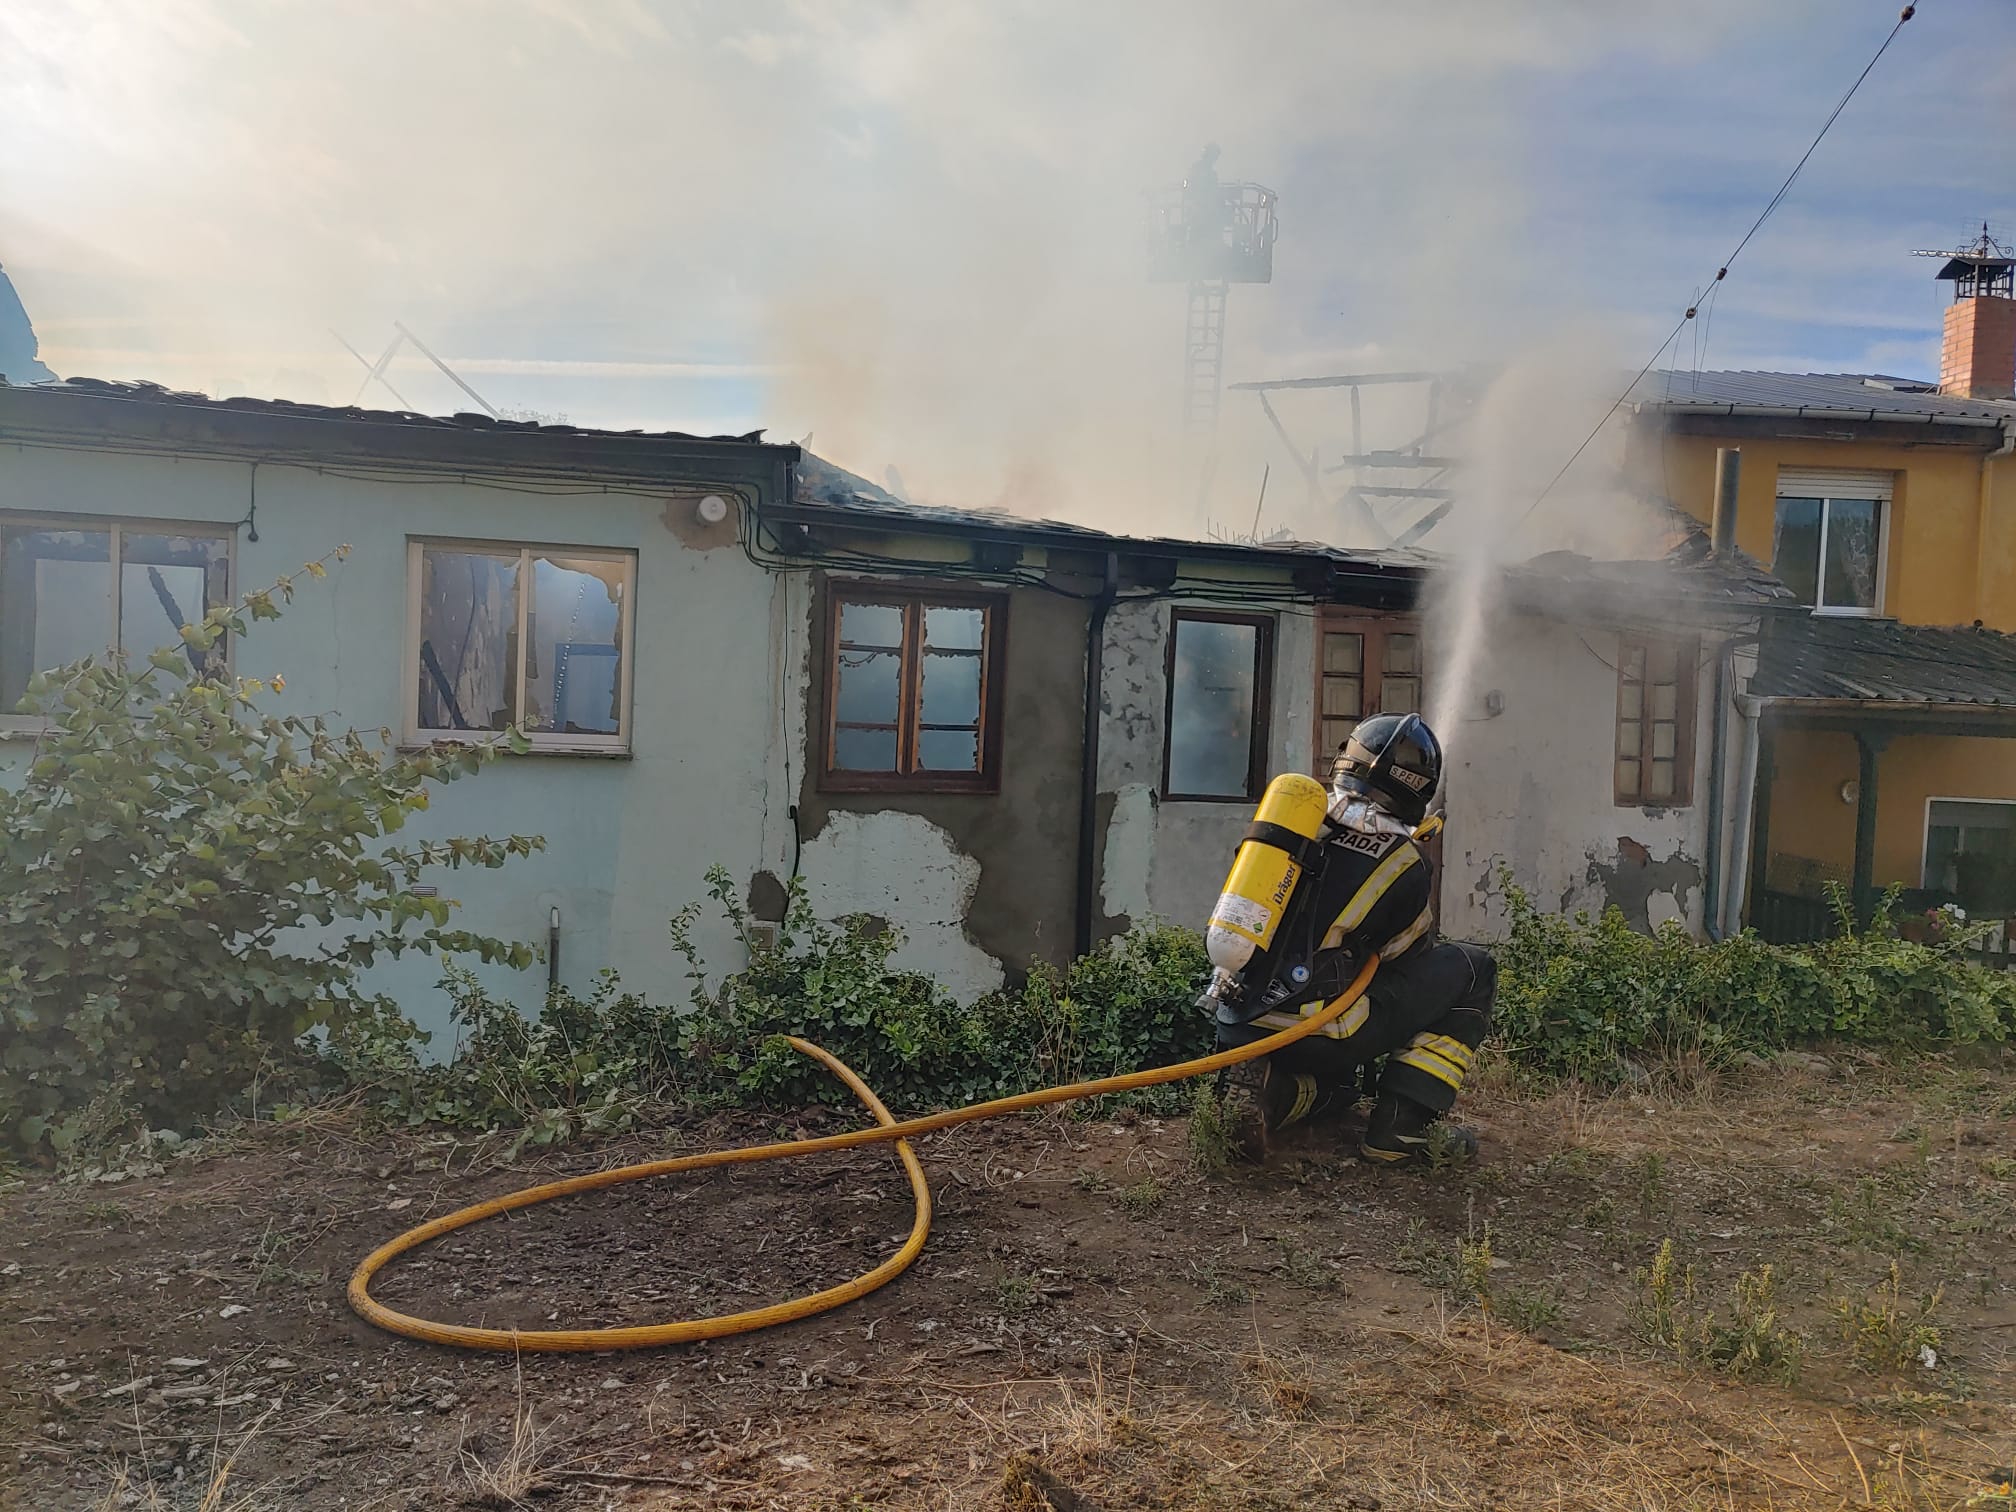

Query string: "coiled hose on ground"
[[347, 956, 1379, 1353]]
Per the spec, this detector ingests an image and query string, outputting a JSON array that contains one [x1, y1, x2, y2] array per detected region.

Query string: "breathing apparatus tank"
[[1201, 772, 1332, 1014]]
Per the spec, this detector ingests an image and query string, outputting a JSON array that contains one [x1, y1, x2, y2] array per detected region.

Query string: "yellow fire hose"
[[347, 955, 1379, 1353]]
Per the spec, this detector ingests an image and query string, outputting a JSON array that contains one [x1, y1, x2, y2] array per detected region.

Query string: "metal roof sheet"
[[1753, 615, 2016, 706], [1633, 369, 2016, 426]]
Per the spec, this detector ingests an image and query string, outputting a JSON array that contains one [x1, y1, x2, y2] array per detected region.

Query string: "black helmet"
[[1331, 712, 1442, 825]]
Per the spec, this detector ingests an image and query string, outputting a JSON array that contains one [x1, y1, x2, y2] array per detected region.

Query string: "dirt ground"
[[4, 1051, 2014, 1511]]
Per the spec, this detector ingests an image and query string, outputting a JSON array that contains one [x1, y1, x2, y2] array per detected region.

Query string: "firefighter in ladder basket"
[[1201, 713, 1495, 1164]]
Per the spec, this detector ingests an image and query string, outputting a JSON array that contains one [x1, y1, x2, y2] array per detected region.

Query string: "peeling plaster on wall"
[[1439, 612, 1717, 942], [797, 808, 1006, 1002], [1585, 835, 1702, 936], [1100, 782, 1157, 925], [659, 492, 739, 551], [1098, 600, 1167, 788], [1091, 600, 1317, 943]]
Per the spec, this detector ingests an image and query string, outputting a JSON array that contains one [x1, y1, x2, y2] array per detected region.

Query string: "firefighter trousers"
[[1230, 940, 1496, 1116]]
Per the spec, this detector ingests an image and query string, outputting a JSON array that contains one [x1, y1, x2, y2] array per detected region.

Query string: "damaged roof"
[[789, 451, 1442, 575], [1632, 370, 2016, 427], [1753, 615, 2016, 708], [794, 453, 1793, 613], [1, 375, 772, 445]]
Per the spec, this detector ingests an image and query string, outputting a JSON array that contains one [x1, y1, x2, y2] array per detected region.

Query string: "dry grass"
[[958, 1321, 2010, 1512], [455, 1362, 568, 1510], [88, 1406, 278, 1512]]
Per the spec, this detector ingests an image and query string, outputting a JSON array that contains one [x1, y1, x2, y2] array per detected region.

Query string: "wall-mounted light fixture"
[[1839, 780, 1859, 806], [696, 494, 730, 525]]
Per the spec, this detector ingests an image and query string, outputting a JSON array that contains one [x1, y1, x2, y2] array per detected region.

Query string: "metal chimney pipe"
[[1711, 447, 1742, 558]]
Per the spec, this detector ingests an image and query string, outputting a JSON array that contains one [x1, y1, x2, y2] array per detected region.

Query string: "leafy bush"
[[0, 554, 541, 1154], [354, 871, 1214, 1139], [1493, 878, 2016, 1083]]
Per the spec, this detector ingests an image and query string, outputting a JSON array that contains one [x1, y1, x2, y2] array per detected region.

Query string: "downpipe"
[[1073, 553, 1120, 960], [1721, 694, 1773, 939]]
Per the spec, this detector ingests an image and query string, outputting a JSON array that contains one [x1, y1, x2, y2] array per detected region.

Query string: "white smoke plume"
[[4, 0, 1876, 539]]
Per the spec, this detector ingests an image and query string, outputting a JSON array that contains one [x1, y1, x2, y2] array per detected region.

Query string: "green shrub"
[[0, 554, 540, 1154], [1493, 878, 2016, 1083], [357, 873, 1215, 1139]]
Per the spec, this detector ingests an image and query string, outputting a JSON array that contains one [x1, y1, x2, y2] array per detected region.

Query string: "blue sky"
[[1, 1, 2010, 525]]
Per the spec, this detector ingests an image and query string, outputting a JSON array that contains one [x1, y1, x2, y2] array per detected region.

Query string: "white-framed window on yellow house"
[[1771, 469, 1892, 616], [405, 540, 636, 754], [0, 517, 233, 725]]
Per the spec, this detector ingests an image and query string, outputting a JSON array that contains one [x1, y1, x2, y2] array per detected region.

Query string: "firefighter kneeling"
[[1207, 713, 1494, 1164]]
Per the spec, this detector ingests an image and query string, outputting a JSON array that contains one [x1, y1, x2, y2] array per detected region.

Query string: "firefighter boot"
[[1360, 1089, 1478, 1166], [1229, 1061, 1337, 1162]]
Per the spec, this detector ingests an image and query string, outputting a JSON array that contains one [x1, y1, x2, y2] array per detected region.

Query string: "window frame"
[[819, 579, 1008, 795], [0, 511, 237, 735], [1771, 471, 1893, 618], [1920, 795, 2016, 892], [1613, 632, 1700, 808], [404, 537, 638, 756], [1311, 611, 1427, 775], [1161, 607, 1275, 804]]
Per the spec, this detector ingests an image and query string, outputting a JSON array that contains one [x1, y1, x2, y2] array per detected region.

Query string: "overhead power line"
[[1517, 3, 1918, 525]]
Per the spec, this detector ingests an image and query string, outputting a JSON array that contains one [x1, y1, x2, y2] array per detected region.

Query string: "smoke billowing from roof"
[[4, 0, 1809, 543]]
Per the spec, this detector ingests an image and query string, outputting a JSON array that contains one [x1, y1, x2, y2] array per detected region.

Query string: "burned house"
[[1, 376, 1789, 1036]]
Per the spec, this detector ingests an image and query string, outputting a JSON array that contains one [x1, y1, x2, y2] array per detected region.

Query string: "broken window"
[[409, 541, 633, 752], [1771, 471, 1890, 614], [1165, 610, 1272, 801], [0, 519, 231, 715], [1315, 613, 1424, 774], [1615, 634, 1698, 806], [822, 583, 1004, 792]]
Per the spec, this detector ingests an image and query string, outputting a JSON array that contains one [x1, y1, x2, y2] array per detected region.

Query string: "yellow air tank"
[[1206, 771, 1332, 977]]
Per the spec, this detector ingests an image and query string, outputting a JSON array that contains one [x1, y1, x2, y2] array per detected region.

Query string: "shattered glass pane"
[[0, 527, 111, 708], [918, 728, 979, 771], [835, 650, 900, 725], [1167, 617, 1260, 797], [834, 727, 897, 771], [920, 651, 980, 726], [119, 534, 229, 667], [417, 547, 519, 732], [924, 606, 983, 651], [840, 600, 903, 647], [523, 554, 625, 737]]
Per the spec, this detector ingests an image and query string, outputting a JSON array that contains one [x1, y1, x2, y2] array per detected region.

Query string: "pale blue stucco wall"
[[0, 441, 794, 1045]]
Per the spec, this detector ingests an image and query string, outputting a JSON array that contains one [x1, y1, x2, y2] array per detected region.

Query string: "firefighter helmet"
[[1331, 712, 1442, 825]]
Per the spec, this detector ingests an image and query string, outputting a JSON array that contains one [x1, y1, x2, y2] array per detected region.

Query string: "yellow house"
[[1624, 233, 2016, 936]]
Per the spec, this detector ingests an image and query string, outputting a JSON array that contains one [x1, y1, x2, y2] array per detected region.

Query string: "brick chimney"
[[1927, 226, 2015, 399]]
